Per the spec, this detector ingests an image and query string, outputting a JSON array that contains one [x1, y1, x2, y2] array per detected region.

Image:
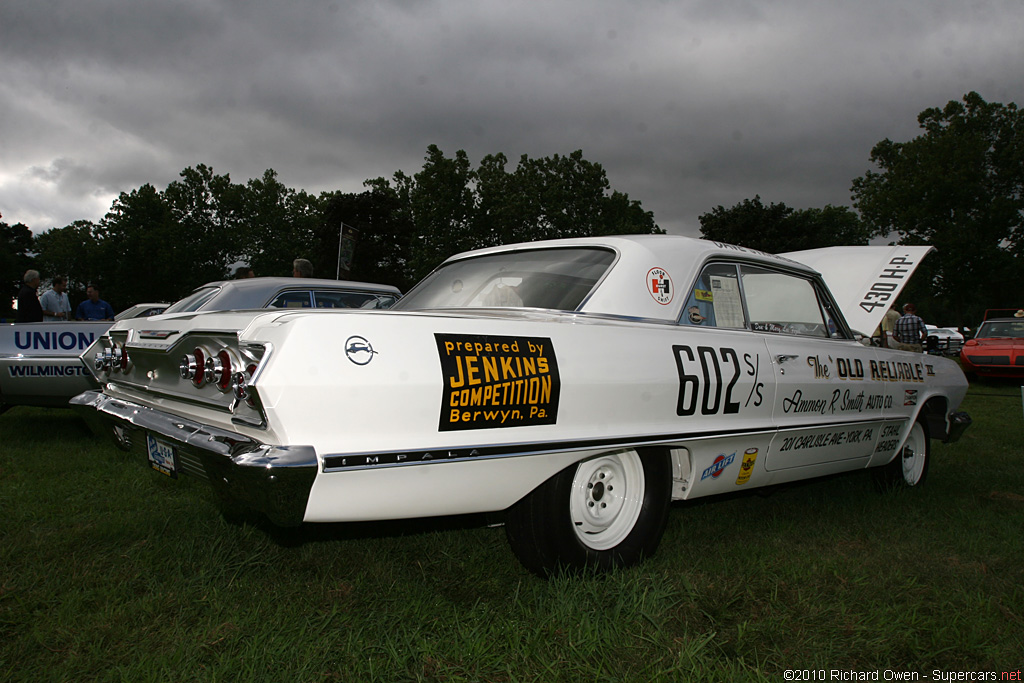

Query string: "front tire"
[[874, 419, 930, 491], [505, 448, 672, 577]]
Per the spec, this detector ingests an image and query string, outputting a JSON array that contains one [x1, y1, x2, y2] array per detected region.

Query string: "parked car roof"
[[162, 277, 401, 315]]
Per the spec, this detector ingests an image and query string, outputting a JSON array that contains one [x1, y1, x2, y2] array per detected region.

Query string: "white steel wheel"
[[899, 421, 929, 486], [569, 452, 646, 551], [874, 418, 930, 491], [504, 448, 672, 577]]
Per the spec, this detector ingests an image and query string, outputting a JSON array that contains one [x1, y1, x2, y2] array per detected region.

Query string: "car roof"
[[183, 277, 401, 312]]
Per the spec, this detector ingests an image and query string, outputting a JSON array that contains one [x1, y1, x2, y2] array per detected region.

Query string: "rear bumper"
[[71, 390, 317, 526]]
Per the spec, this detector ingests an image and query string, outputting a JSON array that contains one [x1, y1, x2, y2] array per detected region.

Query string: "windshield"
[[394, 247, 615, 311], [977, 320, 1024, 339], [163, 286, 220, 314]]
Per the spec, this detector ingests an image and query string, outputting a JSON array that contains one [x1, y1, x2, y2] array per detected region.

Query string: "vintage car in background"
[[959, 309, 1024, 378], [73, 236, 970, 576], [925, 325, 965, 356], [0, 277, 400, 412]]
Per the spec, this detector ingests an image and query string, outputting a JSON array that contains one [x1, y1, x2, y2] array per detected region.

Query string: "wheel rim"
[[900, 422, 927, 485], [569, 451, 645, 551]]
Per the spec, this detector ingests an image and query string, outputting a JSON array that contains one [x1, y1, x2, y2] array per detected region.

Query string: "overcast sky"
[[2, 1, 1022, 238]]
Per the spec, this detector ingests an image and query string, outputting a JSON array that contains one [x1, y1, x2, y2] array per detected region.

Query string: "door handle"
[[776, 354, 799, 363]]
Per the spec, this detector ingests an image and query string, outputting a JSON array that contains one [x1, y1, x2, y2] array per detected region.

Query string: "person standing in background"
[[75, 284, 115, 321], [16, 270, 43, 323], [894, 303, 927, 352], [40, 275, 72, 321]]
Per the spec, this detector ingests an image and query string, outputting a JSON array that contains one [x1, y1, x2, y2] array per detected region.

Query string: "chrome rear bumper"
[[71, 390, 317, 526]]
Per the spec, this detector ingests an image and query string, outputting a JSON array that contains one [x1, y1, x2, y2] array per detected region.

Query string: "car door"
[[738, 265, 889, 473]]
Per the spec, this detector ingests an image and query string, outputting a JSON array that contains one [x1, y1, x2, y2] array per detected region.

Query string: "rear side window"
[[269, 291, 313, 308], [312, 291, 399, 309]]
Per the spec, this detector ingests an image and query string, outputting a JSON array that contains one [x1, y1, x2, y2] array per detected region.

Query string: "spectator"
[[233, 265, 255, 279], [292, 258, 314, 278], [16, 270, 43, 323], [893, 303, 927, 352], [75, 284, 115, 321], [879, 304, 901, 348], [40, 275, 72, 321]]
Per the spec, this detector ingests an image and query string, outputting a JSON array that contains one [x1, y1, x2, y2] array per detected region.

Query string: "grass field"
[[1, 386, 1022, 682]]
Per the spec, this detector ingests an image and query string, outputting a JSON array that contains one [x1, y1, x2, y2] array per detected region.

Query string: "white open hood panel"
[[782, 245, 936, 335]]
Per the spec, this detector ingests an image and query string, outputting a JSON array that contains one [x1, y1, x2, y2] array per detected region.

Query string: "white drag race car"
[[73, 236, 970, 575]]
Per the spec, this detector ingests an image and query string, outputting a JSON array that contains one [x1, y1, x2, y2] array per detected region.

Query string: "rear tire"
[[873, 419, 930, 491], [505, 448, 672, 577]]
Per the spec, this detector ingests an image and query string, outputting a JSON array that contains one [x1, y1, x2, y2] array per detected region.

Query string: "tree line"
[[2, 146, 660, 317], [3, 92, 1021, 328]]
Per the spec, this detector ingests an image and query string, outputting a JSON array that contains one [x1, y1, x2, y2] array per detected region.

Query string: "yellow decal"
[[736, 448, 758, 485], [435, 333, 560, 431], [694, 289, 714, 302]]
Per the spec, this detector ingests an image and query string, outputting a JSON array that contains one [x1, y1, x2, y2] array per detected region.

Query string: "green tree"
[[237, 170, 324, 278], [164, 164, 241, 287], [33, 220, 101, 306], [851, 92, 1024, 326], [387, 145, 661, 282], [1, 221, 36, 319], [407, 145, 477, 277], [699, 197, 868, 252], [94, 184, 182, 309], [321, 185, 416, 291]]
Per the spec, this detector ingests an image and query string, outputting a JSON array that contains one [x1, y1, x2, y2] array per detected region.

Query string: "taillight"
[[94, 347, 113, 372], [205, 349, 233, 390], [232, 363, 259, 406], [180, 347, 206, 386]]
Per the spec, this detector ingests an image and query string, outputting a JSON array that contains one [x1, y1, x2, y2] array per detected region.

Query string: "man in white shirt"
[[40, 275, 72, 322]]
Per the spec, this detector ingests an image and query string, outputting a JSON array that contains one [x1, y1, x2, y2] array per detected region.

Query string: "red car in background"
[[959, 309, 1024, 378]]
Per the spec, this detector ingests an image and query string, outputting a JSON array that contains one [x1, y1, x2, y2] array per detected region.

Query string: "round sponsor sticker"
[[647, 267, 673, 305]]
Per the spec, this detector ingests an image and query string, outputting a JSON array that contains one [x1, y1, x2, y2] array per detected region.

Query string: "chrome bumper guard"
[[71, 390, 317, 527]]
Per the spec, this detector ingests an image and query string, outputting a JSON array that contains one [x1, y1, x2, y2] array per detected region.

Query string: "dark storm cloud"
[[1, 0, 1022, 235]]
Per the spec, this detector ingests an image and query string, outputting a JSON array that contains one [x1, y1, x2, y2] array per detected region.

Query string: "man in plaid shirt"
[[894, 303, 928, 352]]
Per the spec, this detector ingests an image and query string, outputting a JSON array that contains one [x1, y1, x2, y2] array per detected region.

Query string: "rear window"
[[394, 247, 615, 311], [163, 287, 220, 314]]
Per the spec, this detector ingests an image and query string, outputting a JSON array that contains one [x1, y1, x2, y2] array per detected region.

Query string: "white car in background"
[[925, 325, 965, 356]]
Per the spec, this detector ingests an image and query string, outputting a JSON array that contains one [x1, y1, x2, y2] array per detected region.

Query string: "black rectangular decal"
[[435, 333, 560, 432]]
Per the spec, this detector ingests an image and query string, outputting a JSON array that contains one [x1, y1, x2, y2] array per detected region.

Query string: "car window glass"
[[680, 263, 744, 328], [393, 248, 615, 311], [741, 266, 829, 337], [312, 291, 398, 309], [164, 287, 220, 314], [269, 291, 313, 308]]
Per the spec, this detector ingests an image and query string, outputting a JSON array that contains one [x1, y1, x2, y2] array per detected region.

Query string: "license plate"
[[146, 434, 178, 478]]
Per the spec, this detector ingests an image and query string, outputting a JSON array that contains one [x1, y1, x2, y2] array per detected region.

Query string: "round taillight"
[[109, 345, 123, 372], [232, 363, 259, 406], [204, 349, 232, 390], [95, 348, 113, 372], [179, 353, 197, 380]]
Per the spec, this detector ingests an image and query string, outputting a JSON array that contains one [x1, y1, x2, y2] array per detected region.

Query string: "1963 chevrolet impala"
[[72, 235, 970, 575]]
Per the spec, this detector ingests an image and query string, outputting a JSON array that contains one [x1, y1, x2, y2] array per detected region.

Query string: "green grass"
[[2, 386, 1022, 682]]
